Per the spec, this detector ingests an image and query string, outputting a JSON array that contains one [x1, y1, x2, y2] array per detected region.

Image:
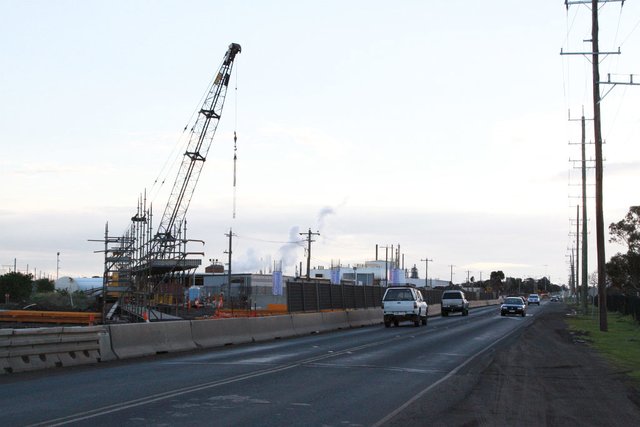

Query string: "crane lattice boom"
[[155, 43, 241, 255]]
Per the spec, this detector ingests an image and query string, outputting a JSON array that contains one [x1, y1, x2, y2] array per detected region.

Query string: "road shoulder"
[[384, 304, 640, 426]]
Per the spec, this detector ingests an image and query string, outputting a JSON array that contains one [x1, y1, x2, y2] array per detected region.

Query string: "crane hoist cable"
[[232, 60, 239, 219], [233, 130, 238, 219]]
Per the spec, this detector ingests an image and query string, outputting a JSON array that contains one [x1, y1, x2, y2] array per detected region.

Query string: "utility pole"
[[562, 0, 637, 332], [224, 228, 235, 299], [580, 112, 589, 314], [576, 204, 584, 310], [56, 252, 60, 280], [300, 228, 320, 280], [569, 109, 592, 313], [590, 0, 607, 331], [420, 258, 433, 288], [449, 265, 455, 285]]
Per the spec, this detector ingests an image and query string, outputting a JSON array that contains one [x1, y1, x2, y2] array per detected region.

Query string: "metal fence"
[[606, 294, 640, 323], [286, 282, 497, 313], [286, 281, 384, 312]]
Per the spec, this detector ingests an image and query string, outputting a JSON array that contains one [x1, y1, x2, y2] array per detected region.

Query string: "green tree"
[[607, 206, 640, 292], [489, 271, 505, 292], [34, 278, 55, 293], [0, 272, 33, 301], [609, 206, 640, 253]]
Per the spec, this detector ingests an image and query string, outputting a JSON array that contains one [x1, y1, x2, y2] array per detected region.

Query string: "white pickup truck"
[[440, 290, 469, 316], [382, 286, 428, 327]]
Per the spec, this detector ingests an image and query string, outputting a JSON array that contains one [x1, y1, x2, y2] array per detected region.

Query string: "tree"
[[607, 206, 640, 293], [0, 272, 33, 301], [609, 206, 640, 253], [490, 271, 505, 292], [34, 278, 55, 293]]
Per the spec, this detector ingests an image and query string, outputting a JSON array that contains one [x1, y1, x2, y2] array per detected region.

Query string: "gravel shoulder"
[[385, 303, 640, 426]]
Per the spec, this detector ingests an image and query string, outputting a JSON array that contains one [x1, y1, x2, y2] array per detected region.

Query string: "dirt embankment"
[[388, 303, 640, 426]]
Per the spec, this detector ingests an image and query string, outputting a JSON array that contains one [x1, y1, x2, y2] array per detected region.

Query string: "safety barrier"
[[246, 315, 295, 342], [291, 312, 326, 335], [1, 325, 103, 374], [192, 317, 253, 348], [4, 305, 457, 374], [346, 307, 382, 327], [108, 321, 196, 359], [320, 311, 350, 330]]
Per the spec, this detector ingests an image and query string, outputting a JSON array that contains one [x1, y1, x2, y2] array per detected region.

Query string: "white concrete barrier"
[[1, 326, 103, 374], [191, 317, 253, 348], [347, 308, 382, 327], [247, 315, 295, 342], [108, 321, 196, 359], [321, 311, 350, 330], [291, 312, 325, 335]]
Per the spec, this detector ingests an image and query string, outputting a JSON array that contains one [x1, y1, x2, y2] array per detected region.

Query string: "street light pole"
[[56, 252, 60, 280], [420, 258, 433, 288]]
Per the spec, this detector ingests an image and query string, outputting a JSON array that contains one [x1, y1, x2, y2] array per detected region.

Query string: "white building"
[[309, 261, 450, 288]]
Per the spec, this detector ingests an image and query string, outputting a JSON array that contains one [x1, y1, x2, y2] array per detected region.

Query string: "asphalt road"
[[0, 303, 546, 426]]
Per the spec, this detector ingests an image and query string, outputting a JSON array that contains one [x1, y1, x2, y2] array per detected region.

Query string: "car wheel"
[[421, 316, 427, 326], [521, 312, 526, 317], [393, 320, 399, 327], [501, 312, 505, 316], [384, 321, 391, 328]]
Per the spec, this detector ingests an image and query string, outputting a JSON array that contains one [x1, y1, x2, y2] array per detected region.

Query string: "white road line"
[[371, 320, 524, 427], [26, 331, 419, 426]]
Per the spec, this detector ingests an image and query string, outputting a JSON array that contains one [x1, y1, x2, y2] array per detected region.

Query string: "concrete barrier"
[[1, 326, 104, 374], [291, 312, 325, 335], [191, 317, 253, 349], [247, 315, 295, 342], [347, 308, 382, 327], [108, 321, 196, 359], [428, 303, 441, 316], [56, 326, 103, 367], [98, 329, 117, 362], [321, 311, 350, 330]]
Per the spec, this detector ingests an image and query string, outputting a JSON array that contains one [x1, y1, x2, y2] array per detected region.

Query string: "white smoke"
[[233, 247, 272, 274], [317, 206, 335, 231], [279, 226, 302, 271]]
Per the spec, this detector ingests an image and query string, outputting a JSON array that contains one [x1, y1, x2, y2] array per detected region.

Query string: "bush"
[[0, 272, 33, 301], [34, 278, 55, 293], [30, 290, 94, 311]]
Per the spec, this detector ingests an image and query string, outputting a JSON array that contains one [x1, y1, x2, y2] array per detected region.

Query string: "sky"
[[1, 1, 639, 286]]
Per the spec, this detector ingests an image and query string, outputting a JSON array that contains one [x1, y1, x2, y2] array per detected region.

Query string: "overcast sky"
[[1, 1, 639, 285]]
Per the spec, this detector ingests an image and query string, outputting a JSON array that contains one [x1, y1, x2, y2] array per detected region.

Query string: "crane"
[[97, 43, 241, 322], [154, 42, 241, 257]]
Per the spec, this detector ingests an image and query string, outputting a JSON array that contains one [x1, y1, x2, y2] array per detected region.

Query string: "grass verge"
[[566, 311, 640, 383]]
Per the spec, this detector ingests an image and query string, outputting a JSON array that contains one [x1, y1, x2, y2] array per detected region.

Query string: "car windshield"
[[384, 289, 414, 301], [505, 298, 522, 304], [442, 293, 462, 299]]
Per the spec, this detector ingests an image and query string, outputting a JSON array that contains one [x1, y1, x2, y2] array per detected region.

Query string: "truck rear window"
[[383, 289, 414, 301], [442, 293, 462, 299]]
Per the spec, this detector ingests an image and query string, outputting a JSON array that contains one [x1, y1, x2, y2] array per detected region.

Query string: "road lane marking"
[[26, 332, 425, 426], [371, 319, 526, 427]]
